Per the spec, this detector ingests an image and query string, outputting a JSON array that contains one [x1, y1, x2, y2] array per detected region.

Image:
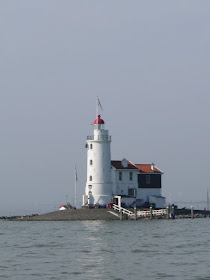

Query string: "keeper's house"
[[111, 160, 165, 209]]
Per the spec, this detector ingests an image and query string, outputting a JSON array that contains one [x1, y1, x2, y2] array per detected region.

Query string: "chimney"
[[151, 163, 155, 171], [121, 158, 128, 168]]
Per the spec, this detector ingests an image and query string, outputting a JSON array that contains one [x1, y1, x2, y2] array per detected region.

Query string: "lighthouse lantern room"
[[83, 114, 112, 206]]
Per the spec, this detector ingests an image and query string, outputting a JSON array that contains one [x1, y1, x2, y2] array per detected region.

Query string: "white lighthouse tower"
[[83, 114, 112, 206]]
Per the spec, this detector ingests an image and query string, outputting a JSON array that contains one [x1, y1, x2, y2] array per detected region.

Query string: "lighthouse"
[[83, 114, 112, 206]]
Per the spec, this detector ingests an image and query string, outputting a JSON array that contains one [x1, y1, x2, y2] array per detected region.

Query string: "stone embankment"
[[22, 208, 119, 221], [1, 208, 210, 221]]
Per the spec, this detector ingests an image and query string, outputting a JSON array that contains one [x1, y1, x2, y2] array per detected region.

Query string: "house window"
[[90, 144, 93, 149], [146, 175, 151, 184], [119, 172, 122, 181], [129, 172, 133, 181], [128, 188, 135, 196], [89, 176, 92, 181], [90, 160, 93, 165]]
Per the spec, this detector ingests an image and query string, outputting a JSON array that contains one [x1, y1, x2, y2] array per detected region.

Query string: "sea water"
[[0, 219, 209, 280]]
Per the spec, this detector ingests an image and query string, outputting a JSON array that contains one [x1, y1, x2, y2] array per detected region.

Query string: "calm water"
[[0, 219, 209, 280]]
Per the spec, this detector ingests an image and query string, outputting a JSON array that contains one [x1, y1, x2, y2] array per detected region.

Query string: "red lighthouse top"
[[94, 115, 105, 124]]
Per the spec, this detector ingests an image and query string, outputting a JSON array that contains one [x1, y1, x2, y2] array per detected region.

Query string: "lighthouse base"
[[83, 194, 112, 207]]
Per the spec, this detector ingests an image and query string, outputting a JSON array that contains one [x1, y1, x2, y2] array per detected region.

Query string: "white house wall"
[[111, 169, 139, 196], [149, 196, 166, 208], [111, 169, 164, 206], [137, 188, 162, 202]]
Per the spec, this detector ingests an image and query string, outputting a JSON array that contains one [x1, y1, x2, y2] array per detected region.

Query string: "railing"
[[137, 209, 166, 217], [107, 211, 120, 217], [87, 135, 111, 141], [112, 204, 135, 217]]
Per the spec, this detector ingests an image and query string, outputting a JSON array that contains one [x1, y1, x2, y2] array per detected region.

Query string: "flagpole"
[[75, 165, 77, 208], [75, 175, 76, 208]]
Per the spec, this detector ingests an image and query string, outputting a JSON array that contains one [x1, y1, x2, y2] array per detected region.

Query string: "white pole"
[[75, 178, 77, 208], [74, 165, 77, 208], [75, 181, 77, 208]]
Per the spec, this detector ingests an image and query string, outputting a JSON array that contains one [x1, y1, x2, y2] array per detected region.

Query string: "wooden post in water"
[[191, 206, 194, 219], [120, 209, 123, 221], [166, 206, 169, 219], [170, 204, 172, 215], [150, 206, 153, 220], [134, 204, 137, 220]]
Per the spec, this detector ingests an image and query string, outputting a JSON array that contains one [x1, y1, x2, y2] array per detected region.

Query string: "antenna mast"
[[96, 97, 98, 120]]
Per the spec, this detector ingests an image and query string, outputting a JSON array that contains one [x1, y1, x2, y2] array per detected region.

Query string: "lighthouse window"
[[90, 160, 93, 165], [90, 144, 93, 149], [119, 172, 122, 181], [89, 176, 92, 181], [129, 172, 133, 181]]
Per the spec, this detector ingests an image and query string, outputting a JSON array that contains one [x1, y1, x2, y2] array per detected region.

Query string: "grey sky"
[[1, 1, 210, 214]]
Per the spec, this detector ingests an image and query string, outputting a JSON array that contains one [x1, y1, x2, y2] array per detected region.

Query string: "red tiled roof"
[[111, 161, 138, 170], [135, 164, 163, 174]]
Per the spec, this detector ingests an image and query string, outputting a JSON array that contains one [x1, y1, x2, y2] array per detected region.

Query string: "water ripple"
[[0, 219, 210, 280]]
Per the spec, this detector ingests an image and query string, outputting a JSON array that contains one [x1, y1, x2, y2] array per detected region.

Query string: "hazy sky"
[[1, 1, 210, 214]]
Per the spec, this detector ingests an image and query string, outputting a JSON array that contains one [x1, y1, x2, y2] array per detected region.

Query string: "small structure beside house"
[[59, 203, 75, 210], [59, 205, 68, 211]]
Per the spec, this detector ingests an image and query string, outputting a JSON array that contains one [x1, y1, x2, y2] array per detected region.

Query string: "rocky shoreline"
[[1, 209, 119, 221]]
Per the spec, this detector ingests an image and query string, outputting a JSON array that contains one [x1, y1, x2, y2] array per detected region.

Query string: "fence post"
[[134, 205, 137, 220], [166, 206, 169, 219], [170, 204, 172, 215], [120, 209, 123, 221], [191, 206, 194, 219], [150, 206, 153, 220]]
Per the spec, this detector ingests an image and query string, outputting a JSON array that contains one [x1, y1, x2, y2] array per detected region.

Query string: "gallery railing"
[[87, 135, 111, 141]]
